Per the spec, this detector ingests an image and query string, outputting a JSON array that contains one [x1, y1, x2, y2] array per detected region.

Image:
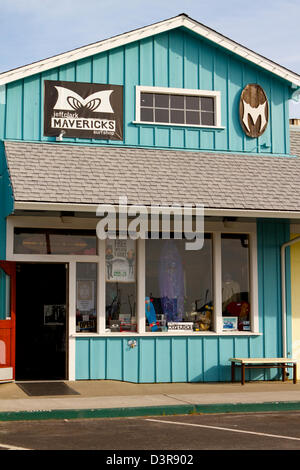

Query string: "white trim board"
[[0, 14, 299, 87], [13, 201, 300, 219]]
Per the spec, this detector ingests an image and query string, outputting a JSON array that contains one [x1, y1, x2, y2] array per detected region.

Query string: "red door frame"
[[0, 261, 16, 380]]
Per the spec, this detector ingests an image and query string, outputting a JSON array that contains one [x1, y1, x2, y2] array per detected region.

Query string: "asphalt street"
[[0, 411, 300, 451]]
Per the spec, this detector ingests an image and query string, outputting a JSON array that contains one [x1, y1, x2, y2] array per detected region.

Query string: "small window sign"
[[168, 322, 194, 331], [222, 316, 238, 331]]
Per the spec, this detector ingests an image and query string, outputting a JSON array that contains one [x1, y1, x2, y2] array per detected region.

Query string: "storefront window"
[[105, 240, 137, 332], [14, 229, 97, 255], [76, 263, 97, 332], [221, 234, 250, 331], [145, 235, 213, 332]]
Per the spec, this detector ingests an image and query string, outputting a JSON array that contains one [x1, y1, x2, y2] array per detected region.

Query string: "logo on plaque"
[[239, 84, 269, 138], [44, 80, 123, 140]]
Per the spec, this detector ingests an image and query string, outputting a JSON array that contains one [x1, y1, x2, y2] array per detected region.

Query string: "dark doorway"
[[16, 263, 68, 381]]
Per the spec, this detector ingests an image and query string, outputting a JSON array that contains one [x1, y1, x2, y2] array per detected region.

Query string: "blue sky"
[[1, 0, 300, 116]]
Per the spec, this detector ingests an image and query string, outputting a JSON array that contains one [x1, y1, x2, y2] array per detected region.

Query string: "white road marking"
[[146, 418, 300, 442], [0, 442, 31, 450]]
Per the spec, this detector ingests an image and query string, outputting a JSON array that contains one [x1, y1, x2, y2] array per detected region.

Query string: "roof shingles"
[[4, 139, 300, 212]]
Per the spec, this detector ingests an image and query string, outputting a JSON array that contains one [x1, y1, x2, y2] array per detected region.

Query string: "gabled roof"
[[4, 139, 300, 217], [1, 13, 300, 88]]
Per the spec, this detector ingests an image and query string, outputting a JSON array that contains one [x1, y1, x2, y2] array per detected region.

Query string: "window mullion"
[[213, 232, 222, 333], [137, 238, 146, 333], [98, 239, 106, 334], [249, 232, 259, 333]]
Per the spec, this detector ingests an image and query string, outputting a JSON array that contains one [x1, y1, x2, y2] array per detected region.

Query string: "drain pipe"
[[281, 236, 300, 357]]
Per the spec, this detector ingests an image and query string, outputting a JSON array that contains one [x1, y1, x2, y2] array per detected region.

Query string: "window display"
[[221, 234, 250, 331], [145, 235, 213, 332], [13, 225, 254, 336], [76, 263, 97, 332], [105, 240, 137, 332]]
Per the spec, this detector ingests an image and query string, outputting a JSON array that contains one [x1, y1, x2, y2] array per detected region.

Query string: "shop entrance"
[[16, 263, 68, 381]]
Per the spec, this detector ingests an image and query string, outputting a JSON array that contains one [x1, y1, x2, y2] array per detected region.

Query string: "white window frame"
[[7, 217, 259, 339], [134, 85, 224, 129], [6, 216, 102, 381]]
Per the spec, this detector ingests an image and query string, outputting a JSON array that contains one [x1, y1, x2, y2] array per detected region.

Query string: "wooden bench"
[[229, 358, 297, 385]]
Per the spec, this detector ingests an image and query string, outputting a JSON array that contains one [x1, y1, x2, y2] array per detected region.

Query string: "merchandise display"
[[76, 263, 97, 333], [223, 301, 250, 331], [145, 296, 159, 331], [159, 240, 184, 322]]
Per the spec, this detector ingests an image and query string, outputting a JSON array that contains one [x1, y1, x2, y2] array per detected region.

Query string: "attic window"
[[135, 86, 222, 128]]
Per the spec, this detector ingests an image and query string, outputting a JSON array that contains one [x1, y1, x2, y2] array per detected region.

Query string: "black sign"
[[44, 80, 123, 140]]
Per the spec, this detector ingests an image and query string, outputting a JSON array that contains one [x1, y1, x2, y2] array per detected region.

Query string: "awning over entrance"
[[4, 139, 300, 215]]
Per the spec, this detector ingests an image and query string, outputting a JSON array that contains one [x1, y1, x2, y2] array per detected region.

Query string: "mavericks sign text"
[[44, 80, 123, 140]]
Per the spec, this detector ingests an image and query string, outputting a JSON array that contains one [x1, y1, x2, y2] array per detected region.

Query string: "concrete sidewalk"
[[0, 380, 300, 421]]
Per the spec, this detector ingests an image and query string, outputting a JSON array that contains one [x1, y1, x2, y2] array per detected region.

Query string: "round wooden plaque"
[[239, 84, 269, 138]]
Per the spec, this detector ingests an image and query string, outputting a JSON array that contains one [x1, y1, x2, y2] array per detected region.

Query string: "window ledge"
[[132, 121, 226, 130], [71, 331, 262, 338]]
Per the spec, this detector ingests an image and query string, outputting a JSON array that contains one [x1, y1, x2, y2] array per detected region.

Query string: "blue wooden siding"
[[75, 219, 292, 382], [0, 141, 14, 320], [0, 141, 13, 262], [0, 29, 291, 154]]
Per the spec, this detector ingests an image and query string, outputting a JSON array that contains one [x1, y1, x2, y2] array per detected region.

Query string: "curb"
[[1, 401, 300, 421]]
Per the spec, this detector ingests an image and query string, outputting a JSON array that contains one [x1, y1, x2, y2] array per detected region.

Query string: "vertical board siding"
[[228, 56, 243, 152], [123, 337, 139, 383], [156, 337, 172, 382], [40, 68, 59, 143], [270, 79, 285, 154], [203, 337, 219, 382], [75, 338, 90, 380], [257, 70, 272, 153], [218, 337, 234, 382], [125, 43, 139, 146], [0, 141, 13, 261], [242, 64, 258, 154], [1, 30, 290, 154], [187, 337, 203, 382], [23, 76, 41, 141], [169, 30, 184, 89], [139, 338, 156, 382], [0, 85, 6, 140], [183, 35, 198, 90], [106, 338, 123, 380], [214, 48, 228, 151], [257, 219, 291, 380], [5, 81, 23, 140], [90, 338, 106, 379], [75, 219, 292, 383], [140, 38, 153, 86], [154, 33, 168, 87], [171, 337, 188, 382]]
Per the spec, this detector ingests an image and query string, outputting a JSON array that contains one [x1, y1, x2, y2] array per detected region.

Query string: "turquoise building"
[[1, 13, 300, 383]]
